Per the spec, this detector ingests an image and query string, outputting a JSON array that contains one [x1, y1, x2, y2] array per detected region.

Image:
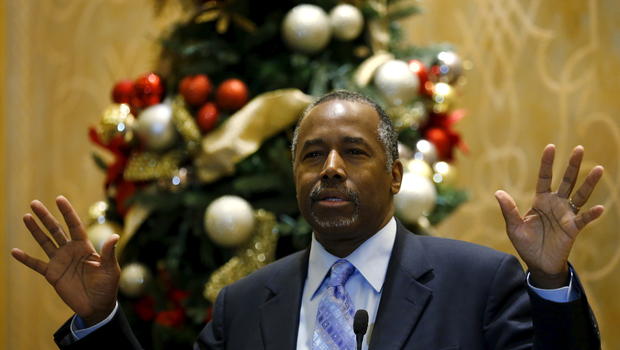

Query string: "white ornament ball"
[[282, 4, 331, 54], [329, 4, 364, 41], [119, 263, 151, 297], [405, 159, 433, 179], [135, 103, 177, 151], [204, 195, 255, 247], [374, 60, 420, 106], [394, 172, 437, 224], [87, 222, 121, 253]]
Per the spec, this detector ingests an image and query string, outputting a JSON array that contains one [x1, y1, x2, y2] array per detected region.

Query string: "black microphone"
[[353, 309, 369, 350]]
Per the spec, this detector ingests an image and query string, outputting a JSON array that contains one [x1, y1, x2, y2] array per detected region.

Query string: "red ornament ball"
[[111, 80, 135, 104], [197, 102, 219, 133], [179, 74, 212, 107], [407, 60, 429, 95], [424, 127, 451, 160], [216, 79, 249, 111], [133, 73, 165, 109]]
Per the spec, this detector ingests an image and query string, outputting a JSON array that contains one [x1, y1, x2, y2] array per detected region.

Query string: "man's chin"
[[310, 213, 359, 232]]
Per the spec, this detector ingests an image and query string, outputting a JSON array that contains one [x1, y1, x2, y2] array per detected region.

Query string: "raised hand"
[[11, 196, 120, 326], [494, 145, 605, 288]]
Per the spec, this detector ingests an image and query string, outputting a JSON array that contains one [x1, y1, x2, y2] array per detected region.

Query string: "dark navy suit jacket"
[[54, 222, 600, 349]]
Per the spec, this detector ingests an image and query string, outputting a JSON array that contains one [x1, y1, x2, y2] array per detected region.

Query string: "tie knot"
[[327, 259, 355, 287]]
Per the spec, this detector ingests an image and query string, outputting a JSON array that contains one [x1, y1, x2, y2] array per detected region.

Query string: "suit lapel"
[[259, 249, 309, 350], [369, 223, 434, 350]]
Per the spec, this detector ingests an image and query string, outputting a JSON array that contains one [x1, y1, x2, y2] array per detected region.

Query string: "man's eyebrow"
[[343, 136, 368, 146], [301, 138, 325, 149]]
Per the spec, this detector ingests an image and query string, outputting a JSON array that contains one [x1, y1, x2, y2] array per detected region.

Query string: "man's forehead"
[[299, 99, 380, 133]]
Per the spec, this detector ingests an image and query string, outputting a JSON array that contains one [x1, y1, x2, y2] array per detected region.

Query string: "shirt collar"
[[306, 217, 397, 299]]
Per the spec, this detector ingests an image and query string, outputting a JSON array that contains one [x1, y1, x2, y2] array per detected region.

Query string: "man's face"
[[293, 99, 402, 242]]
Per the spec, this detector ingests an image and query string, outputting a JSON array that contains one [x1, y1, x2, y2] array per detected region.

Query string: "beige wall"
[[2, 0, 619, 349]]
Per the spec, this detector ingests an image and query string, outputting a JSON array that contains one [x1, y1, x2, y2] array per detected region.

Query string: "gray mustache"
[[309, 183, 360, 204]]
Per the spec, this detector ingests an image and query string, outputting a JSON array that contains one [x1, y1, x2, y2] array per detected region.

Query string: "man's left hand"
[[494, 144, 604, 289]]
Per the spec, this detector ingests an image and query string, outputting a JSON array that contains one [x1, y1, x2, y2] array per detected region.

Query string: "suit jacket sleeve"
[[482, 254, 600, 350], [194, 286, 227, 350], [53, 307, 143, 350]]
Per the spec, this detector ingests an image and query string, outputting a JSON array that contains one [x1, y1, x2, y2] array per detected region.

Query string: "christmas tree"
[[86, 0, 468, 347]]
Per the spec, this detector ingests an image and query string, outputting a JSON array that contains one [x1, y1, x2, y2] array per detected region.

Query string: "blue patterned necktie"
[[312, 259, 357, 350]]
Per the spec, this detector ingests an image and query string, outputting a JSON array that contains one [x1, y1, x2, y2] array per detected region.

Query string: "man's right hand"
[[11, 196, 120, 326]]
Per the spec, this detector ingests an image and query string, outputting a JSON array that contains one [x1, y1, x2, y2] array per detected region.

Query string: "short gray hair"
[[291, 90, 399, 171]]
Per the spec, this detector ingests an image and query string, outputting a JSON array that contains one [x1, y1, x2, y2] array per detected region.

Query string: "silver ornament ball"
[[394, 172, 437, 224], [374, 60, 420, 106], [413, 139, 438, 164], [430, 51, 463, 84], [329, 4, 364, 41], [119, 263, 151, 297], [282, 4, 331, 54], [204, 195, 256, 247], [135, 103, 177, 151]]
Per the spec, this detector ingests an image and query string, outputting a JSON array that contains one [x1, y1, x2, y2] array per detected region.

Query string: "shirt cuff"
[[70, 302, 119, 340], [527, 267, 580, 302]]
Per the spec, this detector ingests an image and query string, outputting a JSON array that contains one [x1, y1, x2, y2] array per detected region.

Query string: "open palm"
[[495, 145, 604, 287], [11, 196, 120, 325]]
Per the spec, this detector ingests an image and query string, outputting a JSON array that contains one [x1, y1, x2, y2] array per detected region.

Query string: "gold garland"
[[171, 96, 201, 152], [123, 150, 185, 182], [203, 209, 278, 303]]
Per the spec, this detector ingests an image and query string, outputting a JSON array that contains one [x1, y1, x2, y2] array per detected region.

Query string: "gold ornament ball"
[[119, 263, 151, 298], [374, 60, 420, 106], [87, 222, 121, 253], [204, 195, 256, 247], [394, 172, 437, 224], [432, 161, 457, 185], [282, 4, 331, 54], [98, 104, 135, 144], [135, 103, 178, 151], [405, 159, 433, 179], [329, 4, 364, 41], [414, 139, 438, 164], [431, 82, 456, 114], [88, 200, 109, 225]]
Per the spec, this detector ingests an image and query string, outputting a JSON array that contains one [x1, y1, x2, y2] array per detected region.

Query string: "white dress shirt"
[[296, 218, 397, 350]]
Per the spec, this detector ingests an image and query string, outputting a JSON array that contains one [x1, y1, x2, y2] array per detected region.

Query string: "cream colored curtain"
[[2, 0, 619, 349]]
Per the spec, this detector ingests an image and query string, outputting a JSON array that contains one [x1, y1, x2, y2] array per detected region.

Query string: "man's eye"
[[303, 151, 322, 159], [347, 148, 366, 156]]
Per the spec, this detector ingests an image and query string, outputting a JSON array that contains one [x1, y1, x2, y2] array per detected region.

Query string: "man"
[[12, 90, 604, 349]]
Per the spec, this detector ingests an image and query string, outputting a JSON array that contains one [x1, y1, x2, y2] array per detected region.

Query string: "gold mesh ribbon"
[[204, 209, 278, 302], [117, 204, 152, 257], [195, 89, 313, 183], [123, 150, 185, 181]]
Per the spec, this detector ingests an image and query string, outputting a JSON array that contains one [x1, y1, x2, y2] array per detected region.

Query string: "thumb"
[[101, 234, 120, 268], [494, 190, 522, 233]]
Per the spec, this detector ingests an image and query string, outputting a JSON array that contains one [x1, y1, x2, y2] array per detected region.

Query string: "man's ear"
[[390, 159, 403, 194]]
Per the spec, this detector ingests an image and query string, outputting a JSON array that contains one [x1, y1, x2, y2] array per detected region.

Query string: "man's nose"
[[320, 150, 347, 181]]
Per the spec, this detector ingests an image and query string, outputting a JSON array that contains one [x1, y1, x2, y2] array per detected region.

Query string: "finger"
[[23, 214, 57, 258], [575, 205, 605, 230], [10, 248, 48, 276], [494, 190, 523, 233], [536, 144, 555, 194], [101, 234, 120, 269], [571, 166, 604, 208], [56, 195, 87, 241], [557, 145, 584, 198], [30, 200, 68, 246]]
